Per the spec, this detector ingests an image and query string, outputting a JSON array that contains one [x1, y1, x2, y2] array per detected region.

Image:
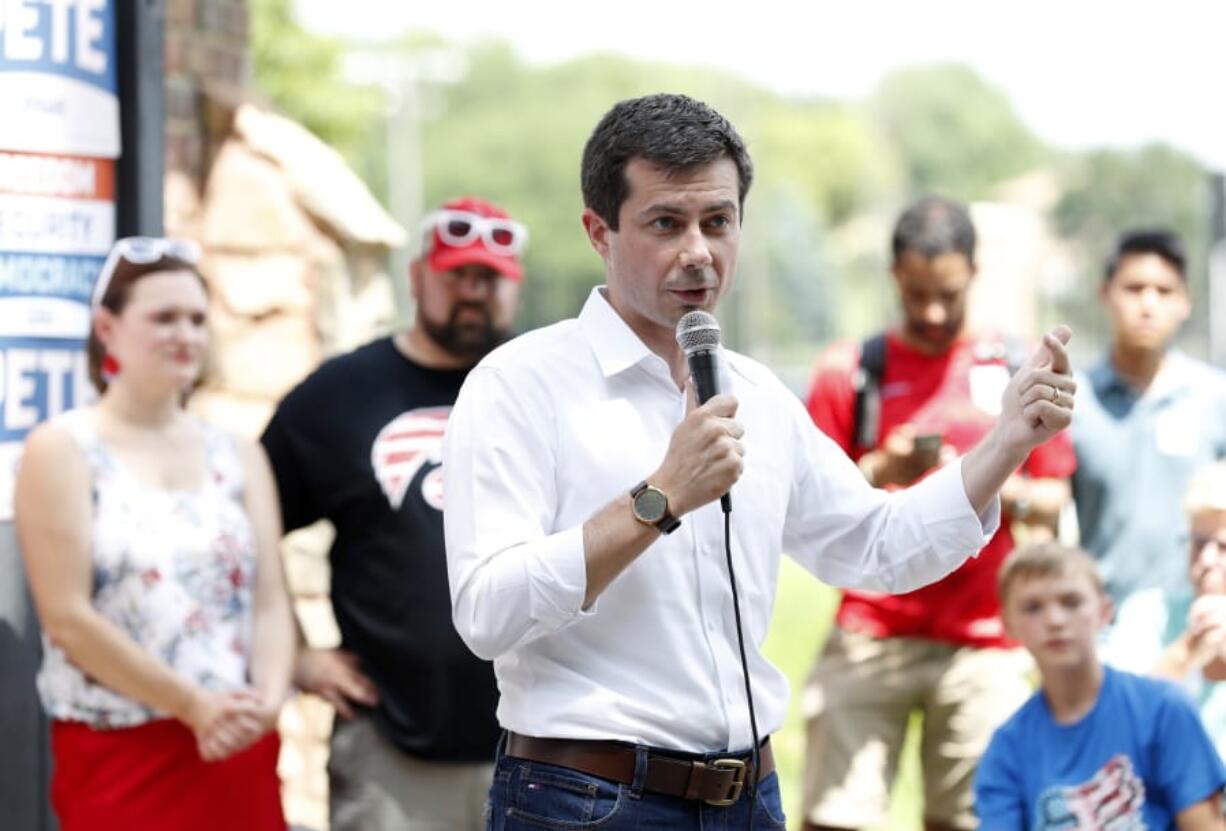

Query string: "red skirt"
[[51, 718, 285, 831]]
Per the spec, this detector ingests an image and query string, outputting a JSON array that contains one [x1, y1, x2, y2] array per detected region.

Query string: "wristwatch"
[[630, 480, 681, 535]]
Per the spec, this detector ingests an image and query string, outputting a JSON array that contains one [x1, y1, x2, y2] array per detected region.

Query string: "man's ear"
[[582, 208, 612, 259], [1173, 283, 1192, 327]]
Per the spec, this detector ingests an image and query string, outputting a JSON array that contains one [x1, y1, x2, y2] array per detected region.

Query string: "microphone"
[[675, 310, 732, 514]]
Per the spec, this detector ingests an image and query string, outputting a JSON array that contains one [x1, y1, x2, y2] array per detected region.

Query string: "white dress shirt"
[[444, 287, 998, 753]]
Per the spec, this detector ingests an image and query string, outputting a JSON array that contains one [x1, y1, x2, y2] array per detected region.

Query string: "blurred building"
[[973, 170, 1079, 346]]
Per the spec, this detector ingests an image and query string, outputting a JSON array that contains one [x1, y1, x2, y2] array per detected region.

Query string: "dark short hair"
[[1103, 228, 1187, 283], [580, 93, 753, 231], [891, 196, 977, 265], [87, 254, 206, 394]]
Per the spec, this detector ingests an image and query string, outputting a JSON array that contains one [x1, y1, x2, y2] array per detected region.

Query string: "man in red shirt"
[[800, 196, 1075, 831]]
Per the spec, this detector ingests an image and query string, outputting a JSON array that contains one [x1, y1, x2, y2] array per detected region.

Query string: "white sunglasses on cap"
[[92, 236, 202, 308], [421, 210, 528, 256]]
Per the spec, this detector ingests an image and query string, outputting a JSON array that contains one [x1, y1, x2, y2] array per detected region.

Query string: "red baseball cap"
[[422, 196, 526, 281]]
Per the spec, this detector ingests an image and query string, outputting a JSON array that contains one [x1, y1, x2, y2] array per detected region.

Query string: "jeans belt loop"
[[630, 744, 649, 798]]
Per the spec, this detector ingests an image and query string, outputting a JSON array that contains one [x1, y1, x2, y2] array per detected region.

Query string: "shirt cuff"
[[528, 525, 597, 629], [914, 458, 1001, 556]]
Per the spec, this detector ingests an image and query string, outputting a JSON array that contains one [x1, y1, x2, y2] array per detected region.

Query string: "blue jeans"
[[486, 744, 787, 830]]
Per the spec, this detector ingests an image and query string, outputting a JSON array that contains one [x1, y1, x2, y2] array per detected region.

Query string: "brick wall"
[[164, 0, 249, 185]]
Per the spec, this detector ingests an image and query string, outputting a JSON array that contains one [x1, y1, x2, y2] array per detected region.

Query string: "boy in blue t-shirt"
[[975, 543, 1226, 830]]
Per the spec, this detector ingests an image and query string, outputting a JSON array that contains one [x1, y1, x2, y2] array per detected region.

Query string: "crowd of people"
[[11, 91, 1226, 830]]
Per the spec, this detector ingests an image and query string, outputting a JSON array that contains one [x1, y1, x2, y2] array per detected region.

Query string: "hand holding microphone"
[[650, 311, 743, 516]]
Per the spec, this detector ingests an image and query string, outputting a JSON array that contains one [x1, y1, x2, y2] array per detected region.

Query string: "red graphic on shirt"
[[370, 407, 450, 511], [1035, 755, 1145, 831]]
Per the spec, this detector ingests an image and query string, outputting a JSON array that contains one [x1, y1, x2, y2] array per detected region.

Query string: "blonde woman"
[[15, 237, 294, 830]]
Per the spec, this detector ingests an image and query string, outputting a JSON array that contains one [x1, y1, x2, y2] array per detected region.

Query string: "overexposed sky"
[[297, 0, 1226, 169]]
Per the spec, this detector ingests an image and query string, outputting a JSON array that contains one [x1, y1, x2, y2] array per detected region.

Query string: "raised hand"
[[652, 385, 745, 517], [1188, 595, 1226, 680], [996, 326, 1076, 455]]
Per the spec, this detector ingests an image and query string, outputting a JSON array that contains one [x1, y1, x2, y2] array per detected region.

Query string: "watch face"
[[634, 487, 668, 523]]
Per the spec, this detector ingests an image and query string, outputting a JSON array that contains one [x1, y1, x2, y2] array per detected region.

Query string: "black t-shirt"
[[261, 337, 499, 761]]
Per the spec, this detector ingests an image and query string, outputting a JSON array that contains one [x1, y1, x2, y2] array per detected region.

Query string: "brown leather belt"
[[505, 732, 774, 807]]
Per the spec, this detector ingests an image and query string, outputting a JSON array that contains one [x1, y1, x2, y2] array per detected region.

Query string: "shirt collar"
[[576, 286, 760, 389], [1088, 358, 1128, 398], [1091, 349, 1194, 401], [577, 287, 659, 378]]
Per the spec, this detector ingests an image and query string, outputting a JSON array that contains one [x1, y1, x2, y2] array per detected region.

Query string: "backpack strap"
[[852, 333, 887, 452]]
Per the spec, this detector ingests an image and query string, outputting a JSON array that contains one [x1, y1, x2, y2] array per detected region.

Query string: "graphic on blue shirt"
[[975, 668, 1226, 831], [1034, 755, 1144, 831]]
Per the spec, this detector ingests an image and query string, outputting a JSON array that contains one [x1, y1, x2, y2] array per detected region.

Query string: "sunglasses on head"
[[92, 236, 202, 308], [422, 210, 528, 256]]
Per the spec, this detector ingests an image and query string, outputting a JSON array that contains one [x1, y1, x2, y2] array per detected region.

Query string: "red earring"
[[102, 354, 121, 381]]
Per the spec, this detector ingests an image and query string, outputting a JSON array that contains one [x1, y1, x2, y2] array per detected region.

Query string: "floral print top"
[[37, 409, 258, 728]]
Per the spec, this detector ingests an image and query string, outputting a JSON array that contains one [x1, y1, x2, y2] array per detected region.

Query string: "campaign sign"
[[0, 335, 91, 517], [0, 149, 111, 518], [0, 0, 119, 158]]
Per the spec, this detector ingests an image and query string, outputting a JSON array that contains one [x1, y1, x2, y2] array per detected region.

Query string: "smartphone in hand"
[[912, 432, 944, 469]]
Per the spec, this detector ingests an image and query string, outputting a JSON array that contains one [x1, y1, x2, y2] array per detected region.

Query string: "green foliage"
[[416, 44, 804, 331], [871, 64, 1047, 201], [257, 13, 1214, 367], [756, 103, 902, 226], [764, 559, 924, 831], [1054, 144, 1210, 263], [248, 0, 385, 167], [762, 559, 837, 826]]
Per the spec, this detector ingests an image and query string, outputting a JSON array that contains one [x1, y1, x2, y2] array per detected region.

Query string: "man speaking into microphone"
[[443, 93, 1077, 829]]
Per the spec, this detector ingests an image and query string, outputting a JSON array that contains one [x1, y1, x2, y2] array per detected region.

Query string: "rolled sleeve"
[[910, 458, 1000, 554], [445, 365, 597, 660], [785, 402, 997, 595], [527, 525, 591, 627]]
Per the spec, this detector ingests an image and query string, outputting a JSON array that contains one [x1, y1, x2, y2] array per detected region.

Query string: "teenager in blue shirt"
[[975, 543, 1225, 831]]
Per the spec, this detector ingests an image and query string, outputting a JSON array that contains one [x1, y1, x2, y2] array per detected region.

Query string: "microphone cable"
[[676, 311, 763, 827], [722, 503, 763, 830]]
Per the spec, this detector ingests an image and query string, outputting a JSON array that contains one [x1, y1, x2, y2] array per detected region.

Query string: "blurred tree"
[[756, 103, 902, 226], [415, 43, 815, 336], [248, 0, 385, 170], [871, 64, 1047, 201], [1052, 143, 1211, 355]]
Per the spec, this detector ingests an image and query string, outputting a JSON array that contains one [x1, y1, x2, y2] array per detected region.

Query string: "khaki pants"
[[328, 716, 494, 831], [800, 628, 1033, 830]]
